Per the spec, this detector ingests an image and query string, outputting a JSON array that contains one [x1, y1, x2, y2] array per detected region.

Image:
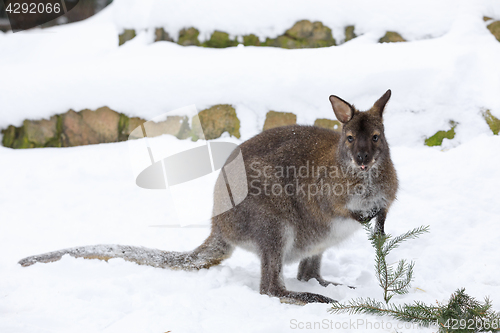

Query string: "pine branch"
[[381, 225, 429, 255], [329, 297, 439, 327], [331, 223, 500, 332], [330, 290, 500, 332], [363, 222, 429, 303]]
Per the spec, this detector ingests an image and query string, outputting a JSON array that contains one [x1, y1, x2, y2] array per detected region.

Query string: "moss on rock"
[[487, 21, 500, 42], [120, 116, 147, 140], [44, 115, 64, 147], [155, 28, 174, 42], [425, 121, 457, 146], [264, 35, 302, 48], [0, 125, 34, 148], [204, 31, 238, 48], [265, 20, 336, 49], [482, 110, 500, 135], [314, 118, 342, 132], [23, 116, 59, 147], [1, 115, 63, 148], [119, 29, 136, 46], [344, 25, 357, 42], [178, 27, 201, 46], [1, 125, 17, 147], [192, 105, 240, 140], [172, 20, 336, 49], [263, 111, 297, 131], [243, 34, 260, 46], [379, 31, 406, 43]]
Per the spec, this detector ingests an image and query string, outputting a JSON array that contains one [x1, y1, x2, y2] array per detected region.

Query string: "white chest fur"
[[284, 217, 361, 263], [346, 175, 388, 217]]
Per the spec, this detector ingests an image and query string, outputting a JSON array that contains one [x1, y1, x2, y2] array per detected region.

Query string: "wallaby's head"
[[329, 90, 392, 171]]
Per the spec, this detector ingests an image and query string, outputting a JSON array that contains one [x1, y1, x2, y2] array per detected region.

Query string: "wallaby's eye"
[[372, 135, 379, 142], [347, 136, 354, 143]]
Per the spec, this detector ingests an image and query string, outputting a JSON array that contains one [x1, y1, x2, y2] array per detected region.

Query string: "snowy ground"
[[1, 132, 500, 333], [1, 0, 500, 332]]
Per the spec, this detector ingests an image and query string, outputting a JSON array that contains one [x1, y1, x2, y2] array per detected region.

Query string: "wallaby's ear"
[[372, 89, 391, 117], [329, 95, 354, 123]]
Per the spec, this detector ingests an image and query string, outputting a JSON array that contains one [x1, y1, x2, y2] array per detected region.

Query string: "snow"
[[1, 133, 500, 333], [1, 0, 500, 332]]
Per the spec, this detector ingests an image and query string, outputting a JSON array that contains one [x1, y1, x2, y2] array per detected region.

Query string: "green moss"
[[1, 125, 17, 147], [2, 115, 65, 148], [265, 35, 302, 49], [44, 115, 64, 147], [12, 127, 35, 149], [174, 20, 336, 49], [344, 25, 357, 42], [482, 110, 500, 135], [308, 39, 336, 48], [379, 31, 406, 43], [203, 31, 238, 48], [242, 34, 260, 46], [425, 122, 457, 146], [119, 29, 136, 46], [1, 124, 37, 148], [264, 20, 335, 49], [155, 28, 173, 42], [178, 27, 201, 46], [192, 104, 241, 140], [487, 21, 500, 42], [118, 113, 130, 142]]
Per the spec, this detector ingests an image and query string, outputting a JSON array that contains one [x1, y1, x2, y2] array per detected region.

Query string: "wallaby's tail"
[[18, 232, 234, 270]]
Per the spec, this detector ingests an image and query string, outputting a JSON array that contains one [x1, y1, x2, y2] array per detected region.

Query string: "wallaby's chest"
[[346, 183, 388, 217], [283, 217, 361, 263]]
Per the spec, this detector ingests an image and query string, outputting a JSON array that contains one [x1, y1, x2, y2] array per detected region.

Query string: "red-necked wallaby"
[[19, 90, 398, 305]]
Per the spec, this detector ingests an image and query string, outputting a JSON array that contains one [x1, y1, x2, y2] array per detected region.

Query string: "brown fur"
[[19, 91, 398, 306]]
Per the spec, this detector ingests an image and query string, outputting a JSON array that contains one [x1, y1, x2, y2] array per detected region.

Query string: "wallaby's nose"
[[357, 152, 369, 165]]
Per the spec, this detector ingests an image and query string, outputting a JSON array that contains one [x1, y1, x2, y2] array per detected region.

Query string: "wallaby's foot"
[[312, 277, 341, 287], [298, 276, 356, 290], [297, 254, 342, 287], [296, 255, 356, 289]]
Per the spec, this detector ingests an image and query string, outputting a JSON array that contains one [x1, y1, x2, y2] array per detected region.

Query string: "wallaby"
[[19, 90, 398, 305]]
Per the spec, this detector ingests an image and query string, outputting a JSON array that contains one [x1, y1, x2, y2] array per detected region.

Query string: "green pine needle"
[[363, 222, 429, 303], [329, 289, 500, 332], [329, 223, 500, 332]]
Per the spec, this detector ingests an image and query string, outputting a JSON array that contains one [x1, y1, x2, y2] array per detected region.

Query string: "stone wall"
[[120, 20, 410, 48], [2, 104, 499, 149], [0, 105, 341, 149], [1, 105, 241, 148], [3, 18, 500, 148]]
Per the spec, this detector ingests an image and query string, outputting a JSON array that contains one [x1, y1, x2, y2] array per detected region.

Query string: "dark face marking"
[[341, 112, 387, 170]]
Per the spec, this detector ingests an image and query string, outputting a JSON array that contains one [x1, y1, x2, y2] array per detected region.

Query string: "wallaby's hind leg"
[[297, 254, 341, 287], [187, 230, 235, 269], [260, 249, 335, 305]]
